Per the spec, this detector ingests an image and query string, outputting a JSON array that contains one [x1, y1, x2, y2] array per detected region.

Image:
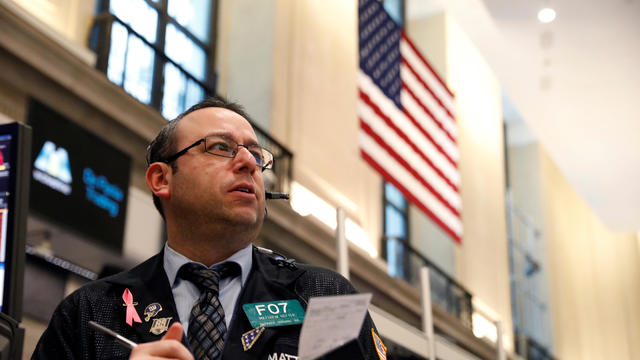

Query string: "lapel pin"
[[149, 317, 173, 335], [122, 288, 142, 326], [143, 303, 163, 322], [241, 325, 265, 351]]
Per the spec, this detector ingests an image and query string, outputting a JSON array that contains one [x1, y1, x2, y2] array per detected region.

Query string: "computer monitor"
[[0, 122, 31, 321]]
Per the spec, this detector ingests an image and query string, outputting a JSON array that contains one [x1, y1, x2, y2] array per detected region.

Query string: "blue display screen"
[[28, 100, 131, 252]]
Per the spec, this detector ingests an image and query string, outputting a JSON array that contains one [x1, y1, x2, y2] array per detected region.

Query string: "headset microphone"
[[265, 191, 290, 200]]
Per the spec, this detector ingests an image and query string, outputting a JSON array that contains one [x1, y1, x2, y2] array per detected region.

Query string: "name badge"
[[242, 300, 305, 328]]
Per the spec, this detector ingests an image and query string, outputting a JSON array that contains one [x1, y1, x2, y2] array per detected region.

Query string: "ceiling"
[[408, 0, 640, 232]]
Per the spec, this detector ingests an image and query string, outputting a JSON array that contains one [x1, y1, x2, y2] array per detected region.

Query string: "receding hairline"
[[172, 106, 258, 148]]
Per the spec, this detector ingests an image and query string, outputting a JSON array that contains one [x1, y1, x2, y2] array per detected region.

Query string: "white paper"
[[298, 293, 372, 360]]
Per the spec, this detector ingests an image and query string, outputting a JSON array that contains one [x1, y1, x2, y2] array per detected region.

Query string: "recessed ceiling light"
[[538, 8, 556, 23]]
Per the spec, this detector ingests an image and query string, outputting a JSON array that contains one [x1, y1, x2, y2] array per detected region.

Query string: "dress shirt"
[[163, 242, 253, 334]]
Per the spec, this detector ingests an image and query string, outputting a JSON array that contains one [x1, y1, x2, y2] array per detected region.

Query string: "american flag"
[[358, 0, 462, 242], [241, 325, 265, 351]]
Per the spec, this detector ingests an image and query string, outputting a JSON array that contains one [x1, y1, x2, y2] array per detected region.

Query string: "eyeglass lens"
[[205, 136, 271, 168]]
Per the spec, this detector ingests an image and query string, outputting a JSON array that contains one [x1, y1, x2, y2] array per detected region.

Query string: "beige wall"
[[446, 16, 514, 350], [9, 0, 95, 48], [216, 0, 276, 130], [541, 150, 640, 360], [407, 12, 447, 80], [507, 144, 544, 221], [270, 0, 382, 251]]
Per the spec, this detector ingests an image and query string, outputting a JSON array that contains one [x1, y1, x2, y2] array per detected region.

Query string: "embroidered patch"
[[241, 325, 265, 351], [371, 328, 387, 360], [143, 302, 163, 322], [149, 317, 172, 335]]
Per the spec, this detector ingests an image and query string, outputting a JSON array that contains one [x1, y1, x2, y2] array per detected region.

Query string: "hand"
[[129, 322, 193, 360]]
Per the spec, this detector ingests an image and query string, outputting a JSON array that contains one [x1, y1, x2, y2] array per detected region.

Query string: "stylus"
[[89, 321, 138, 349]]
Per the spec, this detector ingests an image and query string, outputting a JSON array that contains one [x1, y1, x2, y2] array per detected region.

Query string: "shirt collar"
[[163, 242, 253, 286]]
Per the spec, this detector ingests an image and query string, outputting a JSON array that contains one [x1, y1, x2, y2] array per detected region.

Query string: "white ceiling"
[[408, 0, 640, 232]]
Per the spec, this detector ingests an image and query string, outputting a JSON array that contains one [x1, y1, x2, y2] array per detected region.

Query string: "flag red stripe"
[[400, 87, 457, 166], [360, 118, 460, 217], [360, 90, 459, 192], [401, 32, 455, 99], [402, 82, 457, 145], [400, 105, 456, 168], [401, 57, 456, 124], [360, 147, 462, 243]]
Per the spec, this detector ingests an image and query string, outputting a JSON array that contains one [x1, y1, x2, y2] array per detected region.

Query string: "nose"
[[234, 145, 258, 172]]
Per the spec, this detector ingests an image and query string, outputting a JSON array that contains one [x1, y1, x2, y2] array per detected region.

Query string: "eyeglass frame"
[[158, 135, 274, 171]]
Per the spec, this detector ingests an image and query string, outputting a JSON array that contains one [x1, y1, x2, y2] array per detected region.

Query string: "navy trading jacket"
[[32, 247, 382, 360]]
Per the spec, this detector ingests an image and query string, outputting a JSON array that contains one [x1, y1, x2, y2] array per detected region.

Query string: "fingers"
[[129, 340, 193, 360], [129, 322, 193, 360], [162, 322, 185, 341]]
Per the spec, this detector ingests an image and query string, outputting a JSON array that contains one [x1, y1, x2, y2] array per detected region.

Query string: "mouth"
[[230, 183, 255, 195]]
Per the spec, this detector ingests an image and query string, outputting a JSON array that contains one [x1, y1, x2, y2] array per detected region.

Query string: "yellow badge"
[[149, 317, 172, 335], [371, 328, 387, 360]]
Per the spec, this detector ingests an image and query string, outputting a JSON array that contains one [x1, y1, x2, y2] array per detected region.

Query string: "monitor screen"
[[27, 100, 131, 252], [0, 133, 13, 312], [0, 122, 30, 319]]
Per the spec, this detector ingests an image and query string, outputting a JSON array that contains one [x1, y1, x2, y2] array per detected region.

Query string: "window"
[[90, 0, 216, 119], [383, 182, 409, 278], [379, 0, 408, 279], [383, 0, 405, 27]]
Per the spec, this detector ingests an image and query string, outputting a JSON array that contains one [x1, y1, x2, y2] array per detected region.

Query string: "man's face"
[[168, 107, 266, 231]]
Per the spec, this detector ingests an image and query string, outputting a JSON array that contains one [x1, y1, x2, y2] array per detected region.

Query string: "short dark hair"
[[146, 96, 251, 219]]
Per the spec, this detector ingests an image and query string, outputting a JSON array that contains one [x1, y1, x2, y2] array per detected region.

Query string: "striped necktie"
[[179, 262, 239, 360]]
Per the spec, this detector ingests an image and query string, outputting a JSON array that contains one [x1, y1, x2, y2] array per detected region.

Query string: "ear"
[[146, 162, 172, 200]]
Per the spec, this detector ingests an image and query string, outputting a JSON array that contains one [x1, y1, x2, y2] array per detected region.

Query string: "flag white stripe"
[[359, 100, 461, 210], [401, 63, 458, 140], [400, 89, 459, 162], [358, 71, 460, 185], [400, 39, 456, 114], [359, 131, 463, 236], [400, 40, 457, 122]]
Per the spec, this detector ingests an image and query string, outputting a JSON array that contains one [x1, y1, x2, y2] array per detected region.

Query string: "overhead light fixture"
[[537, 8, 556, 23]]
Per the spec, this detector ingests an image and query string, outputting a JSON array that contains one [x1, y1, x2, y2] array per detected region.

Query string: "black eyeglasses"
[[162, 135, 274, 170]]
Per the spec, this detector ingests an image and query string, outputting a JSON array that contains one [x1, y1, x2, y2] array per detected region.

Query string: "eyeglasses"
[[162, 135, 274, 170]]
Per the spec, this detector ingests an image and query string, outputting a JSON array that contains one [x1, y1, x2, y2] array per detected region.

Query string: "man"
[[33, 97, 382, 360]]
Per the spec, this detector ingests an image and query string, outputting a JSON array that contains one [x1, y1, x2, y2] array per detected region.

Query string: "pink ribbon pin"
[[122, 288, 142, 326]]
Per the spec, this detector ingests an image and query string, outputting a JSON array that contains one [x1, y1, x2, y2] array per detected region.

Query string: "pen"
[[89, 321, 138, 349]]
